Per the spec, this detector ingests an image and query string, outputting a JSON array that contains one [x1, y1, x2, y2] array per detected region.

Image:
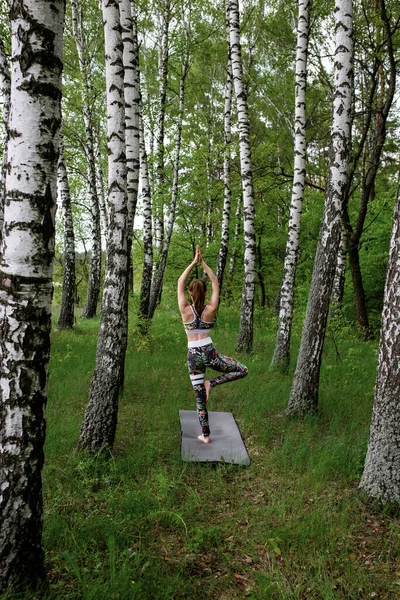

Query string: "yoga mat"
[[179, 410, 251, 466]]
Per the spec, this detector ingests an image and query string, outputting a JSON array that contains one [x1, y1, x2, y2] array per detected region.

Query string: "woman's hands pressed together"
[[195, 244, 202, 263]]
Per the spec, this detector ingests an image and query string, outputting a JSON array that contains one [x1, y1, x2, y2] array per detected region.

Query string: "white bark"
[[359, 182, 400, 502], [71, 0, 102, 319], [58, 136, 76, 329], [119, 0, 141, 383], [270, 0, 311, 372], [138, 112, 153, 323], [216, 0, 233, 293], [153, 0, 171, 261], [229, 194, 242, 277], [206, 139, 213, 248], [120, 0, 140, 234], [287, 0, 353, 415], [0, 0, 64, 590], [132, 0, 152, 324], [331, 221, 348, 306], [0, 37, 11, 245], [79, 0, 128, 451], [229, 0, 256, 352], [148, 12, 190, 320], [95, 134, 108, 232]]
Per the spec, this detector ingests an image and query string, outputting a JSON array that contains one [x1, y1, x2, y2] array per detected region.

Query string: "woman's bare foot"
[[198, 434, 211, 444], [204, 380, 211, 402]]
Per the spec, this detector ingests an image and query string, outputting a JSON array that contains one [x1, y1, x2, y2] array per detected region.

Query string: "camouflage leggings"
[[187, 341, 248, 437]]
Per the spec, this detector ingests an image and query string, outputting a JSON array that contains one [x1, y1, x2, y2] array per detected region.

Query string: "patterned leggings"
[[187, 341, 248, 438]]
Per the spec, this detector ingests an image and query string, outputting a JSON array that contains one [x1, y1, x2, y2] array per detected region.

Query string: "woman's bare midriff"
[[186, 332, 213, 342]]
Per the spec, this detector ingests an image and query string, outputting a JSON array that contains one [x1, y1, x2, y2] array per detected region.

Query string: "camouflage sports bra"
[[183, 305, 215, 335]]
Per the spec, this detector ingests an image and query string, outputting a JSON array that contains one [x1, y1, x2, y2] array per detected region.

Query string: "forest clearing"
[[24, 306, 400, 598], [1, 0, 400, 596]]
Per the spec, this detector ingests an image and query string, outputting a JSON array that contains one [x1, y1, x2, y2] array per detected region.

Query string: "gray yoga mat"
[[179, 410, 251, 466]]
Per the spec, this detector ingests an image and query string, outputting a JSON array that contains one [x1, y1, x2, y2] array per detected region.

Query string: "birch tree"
[[229, 194, 241, 278], [119, 0, 140, 385], [216, 0, 233, 294], [0, 37, 10, 246], [131, 0, 152, 327], [58, 137, 76, 329], [0, 0, 64, 590], [138, 113, 153, 325], [95, 135, 108, 232], [331, 223, 348, 306], [148, 8, 191, 320], [79, 0, 128, 451], [121, 0, 140, 242], [359, 181, 400, 503], [152, 0, 171, 266], [270, 0, 311, 373], [71, 0, 102, 319], [344, 0, 396, 338], [229, 0, 256, 352], [286, 0, 354, 416], [205, 136, 214, 249]]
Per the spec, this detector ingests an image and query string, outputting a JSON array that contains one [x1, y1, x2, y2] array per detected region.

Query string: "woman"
[[177, 246, 248, 443]]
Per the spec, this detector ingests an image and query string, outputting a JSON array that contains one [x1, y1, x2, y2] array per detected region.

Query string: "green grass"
[[6, 303, 399, 599]]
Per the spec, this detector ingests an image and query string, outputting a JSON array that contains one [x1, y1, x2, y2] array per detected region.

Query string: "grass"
[[4, 302, 399, 599]]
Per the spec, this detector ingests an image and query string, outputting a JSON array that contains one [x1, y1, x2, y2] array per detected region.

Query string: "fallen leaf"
[[233, 573, 250, 584]]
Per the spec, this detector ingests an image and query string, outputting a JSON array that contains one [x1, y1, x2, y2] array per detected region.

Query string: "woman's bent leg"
[[204, 345, 248, 389]]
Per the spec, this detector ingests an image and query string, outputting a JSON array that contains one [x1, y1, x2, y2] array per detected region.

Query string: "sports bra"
[[183, 305, 215, 335]]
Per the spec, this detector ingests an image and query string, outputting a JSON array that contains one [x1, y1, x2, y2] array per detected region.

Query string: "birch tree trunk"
[[256, 232, 266, 308], [119, 0, 140, 386], [270, 0, 311, 372], [229, 194, 242, 278], [0, 0, 64, 591], [346, 0, 396, 339], [81, 200, 101, 317], [121, 0, 140, 243], [286, 0, 353, 416], [71, 0, 102, 319], [0, 37, 11, 247], [95, 135, 108, 233], [138, 114, 153, 325], [229, 0, 256, 352], [359, 182, 400, 503], [132, 0, 152, 326], [331, 222, 348, 306], [147, 15, 190, 320], [216, 0, 233, 294], [153, 0, 171, 268], [79, 0, 128, 451], [58, 137, 76, 329], [205, 139, 214, 249]]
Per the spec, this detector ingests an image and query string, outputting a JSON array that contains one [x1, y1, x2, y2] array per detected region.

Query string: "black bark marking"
[[19, 78, 62, 101]]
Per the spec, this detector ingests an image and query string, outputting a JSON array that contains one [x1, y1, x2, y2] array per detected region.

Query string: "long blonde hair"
[[189, 279, 206, 316]]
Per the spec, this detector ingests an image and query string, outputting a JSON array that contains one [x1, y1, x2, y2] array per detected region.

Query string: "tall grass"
[[4, 302, 398, 599]]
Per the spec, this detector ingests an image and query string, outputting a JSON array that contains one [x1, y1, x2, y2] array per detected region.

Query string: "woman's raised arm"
[[177, 246, 201, 311], [201, 259, 219, 309]]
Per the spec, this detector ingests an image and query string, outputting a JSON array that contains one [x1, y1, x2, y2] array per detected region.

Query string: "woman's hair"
[[189, 279, 206, 316]]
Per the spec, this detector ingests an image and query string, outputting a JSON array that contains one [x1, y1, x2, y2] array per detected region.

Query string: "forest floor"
[[5, 302, 399, 599]]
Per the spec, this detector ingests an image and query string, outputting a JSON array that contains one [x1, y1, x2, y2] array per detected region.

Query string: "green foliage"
[[0, 4, 10, 56], [56, 0, 106, 259], [52, 0, 399, 328]]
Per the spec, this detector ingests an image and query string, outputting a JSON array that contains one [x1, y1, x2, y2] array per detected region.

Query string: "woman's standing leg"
[[187, 347, 210, 440]]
